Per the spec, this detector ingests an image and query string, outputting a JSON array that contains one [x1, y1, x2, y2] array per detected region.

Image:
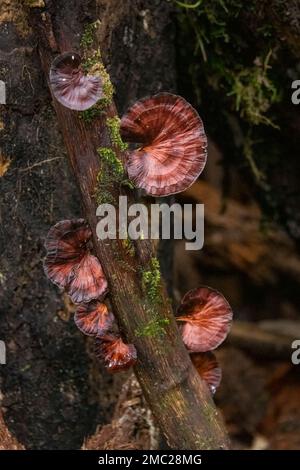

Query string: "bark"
[[28, 1, 229, 450], [0, 0, 176, 450]]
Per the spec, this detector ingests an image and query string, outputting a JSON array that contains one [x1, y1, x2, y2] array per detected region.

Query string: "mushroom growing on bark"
[[49, 52, 103, 111], [95, 334, 137, 373], [177, 286, 233, 352], [74, 301, 114, 337], [190, 352, 222, 395], [120, 93, 207, 196], [44, 219, 108, 304]]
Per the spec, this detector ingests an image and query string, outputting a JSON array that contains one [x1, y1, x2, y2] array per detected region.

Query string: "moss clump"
[[106, 116, 128, 152], [97, 147, 124, 177], [79, 53, 115, 120], [79, 107, 104, 124], [79, 23, 115, 120], [228, 51, 280, 128], [135, 316, 170, 338], [80, 22, 97, 49], [95, 147, 126, 205], [95, 170, 115, 205], [142, 257, 162, 303]]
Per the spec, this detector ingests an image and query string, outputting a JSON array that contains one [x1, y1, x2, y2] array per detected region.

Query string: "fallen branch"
[[29, 4, 229, 450]]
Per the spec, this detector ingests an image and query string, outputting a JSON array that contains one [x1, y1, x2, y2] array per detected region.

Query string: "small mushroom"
[[49, 52, 103, 111], [67, 253, 108, 304], [44, 219, 108, 304], [74, 301, 114, 337], [95, 334, 137, 373], [120, 93, 207, 196], [191, 352, 222, 395], [177, 286, 232, 352]]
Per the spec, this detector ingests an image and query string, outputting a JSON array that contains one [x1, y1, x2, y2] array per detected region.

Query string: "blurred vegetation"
[[172, 0, 299, 235]]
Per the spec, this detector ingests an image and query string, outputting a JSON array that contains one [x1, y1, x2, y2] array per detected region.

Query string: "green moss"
[[95, 148, 122, 204], [227, 51, 280, 128], [121, 178, 135, 190], [141, 257, 162, 303], [106, 116, 128, 152], [97, 147, 124, 177], [79, 107, 104, 123], [80, 22, 98, 49], [94, 170, 116, 205], [80, 24, 115, 119], [135, 315, 170, 338]]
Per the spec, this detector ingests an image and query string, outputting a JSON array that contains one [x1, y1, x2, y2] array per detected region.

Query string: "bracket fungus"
[[177, 286, 233, 352], [120, 93, 207, 196], [44, 219, 108, 304], [49, 52, 103, 111], [74, 301, 114, 337], [190, 352, 222, 395], [95, 334, 137, 373]]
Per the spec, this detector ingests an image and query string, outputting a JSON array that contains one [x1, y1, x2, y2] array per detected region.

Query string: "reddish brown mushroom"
[[95, 334, 137, 373], [44, 219, 108, 304], [74, 301, 114, 337], [67, 253, 108, 304], [49, 52, 103, 111], [177, 286, 232, 352], [120, 93, 207, 196], [190, 352, 222, 395]]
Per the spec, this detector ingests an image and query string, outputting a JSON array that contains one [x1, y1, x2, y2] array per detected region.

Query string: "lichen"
[[141, 257, 162, 303], [106, 116, 128, 152], [135, 315, 170, 338]]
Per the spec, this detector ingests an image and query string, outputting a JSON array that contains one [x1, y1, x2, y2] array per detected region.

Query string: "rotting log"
[[29, 3, 229, 450]]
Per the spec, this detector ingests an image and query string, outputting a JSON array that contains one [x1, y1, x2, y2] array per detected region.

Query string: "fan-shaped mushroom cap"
[[95, 334, 137, 373], [177, 286, 232, 352], [67, 254, 108, 304], [49, 52, 103, 111], [44, 219, 108, 303], [120, 93, 207, 196], [44, 219, 91, 288], [74, 301, 114, 336], [191, 352, 222, 394]]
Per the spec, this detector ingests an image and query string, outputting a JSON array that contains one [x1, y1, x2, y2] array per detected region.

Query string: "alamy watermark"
[[291, 339, 300, 365], [0, 340, 6, 365], [291, 80, 300, 105], [96, 196, 204, 251], [0, 80, 6, 105]]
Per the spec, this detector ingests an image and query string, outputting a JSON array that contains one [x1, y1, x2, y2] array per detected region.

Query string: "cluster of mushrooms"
[[44, 51, 233, 392]]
